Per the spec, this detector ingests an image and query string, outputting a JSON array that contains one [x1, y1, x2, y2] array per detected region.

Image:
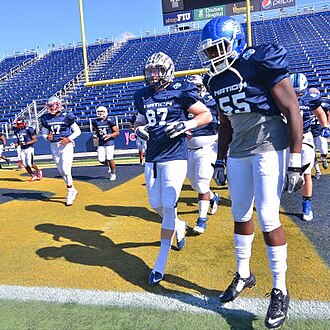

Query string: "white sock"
[[234, 233, 254, 278], [210, 191, 215, 200], [266, 244, 288, 295], [153, 238, 172, 275], [198, 200, 209, 218]]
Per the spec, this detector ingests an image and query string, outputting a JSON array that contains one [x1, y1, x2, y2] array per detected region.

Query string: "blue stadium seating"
[[0, 10, 329, 128]]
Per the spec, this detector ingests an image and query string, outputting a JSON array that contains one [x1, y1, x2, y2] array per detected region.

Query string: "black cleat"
[[265, 289, 290, 329], [219, 272, 256, 303]]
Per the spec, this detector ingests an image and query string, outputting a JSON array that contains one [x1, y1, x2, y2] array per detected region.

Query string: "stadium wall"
[[5, 130, 137, 157]]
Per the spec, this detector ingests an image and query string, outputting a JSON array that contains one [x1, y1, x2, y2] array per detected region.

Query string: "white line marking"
[[0, 285, 329, 319]]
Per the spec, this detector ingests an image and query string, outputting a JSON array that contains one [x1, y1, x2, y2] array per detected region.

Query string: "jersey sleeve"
[[133, 89, 145, 116], [178, 82, 200, 109], [254, 44, 289, 89], [27, 127, 36, 137], [307, 92, 322, 110], [40, 115, 48, 128], [66, 111, 77, 126]]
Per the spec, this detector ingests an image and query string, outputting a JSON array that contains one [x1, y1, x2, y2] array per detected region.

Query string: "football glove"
[[283, 163, 310, 193], [135, 125, 149, 141], [136, 137, 147, 151], [321, 127, 330, 138], [212, 160, 226, 186], [165, 120, 197, 139]]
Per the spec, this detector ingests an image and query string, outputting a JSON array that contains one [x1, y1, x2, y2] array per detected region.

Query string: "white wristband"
[[185, 119, 198, 130], [288, 153, 301, 168]]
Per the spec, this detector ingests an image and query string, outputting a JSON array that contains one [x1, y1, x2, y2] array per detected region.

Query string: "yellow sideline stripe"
[[0, 170, 329, 301]]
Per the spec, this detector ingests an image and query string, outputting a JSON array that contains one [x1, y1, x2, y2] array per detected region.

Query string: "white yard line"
[[0, 285, 328, 319]]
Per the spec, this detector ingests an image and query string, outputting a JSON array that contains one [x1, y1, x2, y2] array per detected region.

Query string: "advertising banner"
[[226, 0, 261, 16], [261, 0, 296, 11], [194, 5, 226, 21], [163, 10, 194, 26]]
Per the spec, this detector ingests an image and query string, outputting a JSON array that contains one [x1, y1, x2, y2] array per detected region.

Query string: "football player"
[[13, 117, 42, 182], [186, 74, 220, 234], [308, 88, 329, 178], [0, 131, 11, 167], [92, 106, 119, 181], [290, 75, 329, 220], [134, 52, 212, 286], [40, 96, 81, 206], [199, 16, 303, 329]]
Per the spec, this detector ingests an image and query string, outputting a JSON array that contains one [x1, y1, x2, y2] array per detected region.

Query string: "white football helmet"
[[144, 52, 175, 88], [96, 106, 108, 118], [46, 96, 62, 115], [187, 74, 207, 98], [290, 73, 308, 95]]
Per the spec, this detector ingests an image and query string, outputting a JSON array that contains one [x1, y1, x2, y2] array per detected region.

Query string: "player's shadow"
[[85, 204, 162, 224], [0, 177, 24, 182], [2, 191, 54, 201], [35, 223, 256, 328]]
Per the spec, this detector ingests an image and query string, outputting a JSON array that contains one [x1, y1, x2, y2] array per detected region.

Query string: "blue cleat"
[[302, 200, 313, 221], [209, 193, 220, 215], [148, 271, 163, 286], [193, 217, 208, 234]]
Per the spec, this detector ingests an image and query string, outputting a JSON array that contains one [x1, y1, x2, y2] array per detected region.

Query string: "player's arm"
[[271, 77, 302, 154], [1, 134, 6, 146], [165, 100, 212, 138], [271, 77, 304, 193], [110, 124, 120, 138], [60, 123, 81, 146]]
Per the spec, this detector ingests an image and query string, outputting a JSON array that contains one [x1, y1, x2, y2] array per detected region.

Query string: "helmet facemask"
[[199, 35, 238, 77], [46, 97, 62, 115], [96, 106, 108, 119]]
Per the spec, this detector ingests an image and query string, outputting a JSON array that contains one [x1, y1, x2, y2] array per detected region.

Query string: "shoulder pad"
[[250, 44, 288, 69]]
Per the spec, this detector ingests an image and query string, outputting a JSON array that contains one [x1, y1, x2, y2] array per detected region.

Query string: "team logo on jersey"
[[242, 49, 256, 60], [262, 0, 272, 10], [172, 83, 182, 89]]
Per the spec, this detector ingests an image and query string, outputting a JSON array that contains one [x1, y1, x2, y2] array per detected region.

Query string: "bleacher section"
[[0, 43, 112, 122], [0, 11, 329, 128], [0, 53, 37, 79]]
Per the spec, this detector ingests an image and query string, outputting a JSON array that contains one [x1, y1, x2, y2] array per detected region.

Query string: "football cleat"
[[29, 175, 38, 182], [109, 173, 117, 181], [314, 171, 321, 180], [219, 272, 256, 303], [37, 170, 43, 180], [66, 188, 78, 206], [321, 159, 328, 170], [148, 271, 163, 286], [265, 289, 290, 329], [302, 200, 313, 221], [175, 220, 187, 251], [209, 193, 220, 215], [193, 217, 208, 234]]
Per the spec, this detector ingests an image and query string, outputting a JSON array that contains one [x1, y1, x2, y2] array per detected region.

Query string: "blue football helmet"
[[198, 16, 247, 76], [290, 73, 308, 94]]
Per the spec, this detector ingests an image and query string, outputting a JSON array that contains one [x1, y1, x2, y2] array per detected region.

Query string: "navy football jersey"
[[298, 91, 322, 134], [40, 111, 76, 142], [92, 117, 117, 146], [189, 92, 218, 137], [134, 81, 200, 162], [204, 44, 289, 117], [13, 126, 36, 149]]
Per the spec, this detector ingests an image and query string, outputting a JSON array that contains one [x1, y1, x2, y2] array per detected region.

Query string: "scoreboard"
[[162, 1, 237, 14]]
